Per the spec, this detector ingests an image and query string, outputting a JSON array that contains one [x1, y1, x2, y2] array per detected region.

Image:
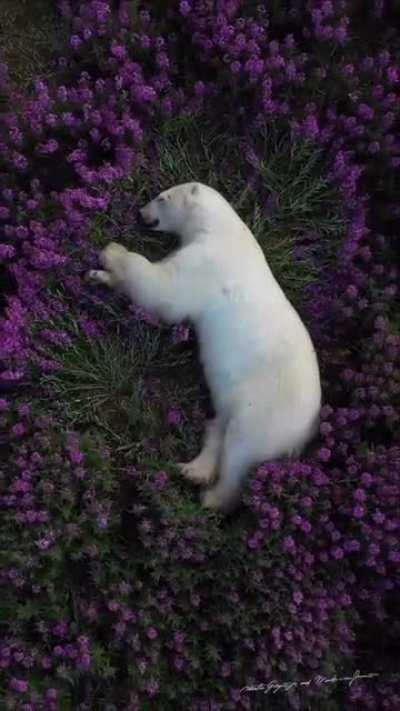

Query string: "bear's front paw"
[[85, 269, 114, 287], [100, 242, 128, 270]]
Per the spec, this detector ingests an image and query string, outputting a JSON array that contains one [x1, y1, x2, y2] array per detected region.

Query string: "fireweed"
[[0, 1, 399, 709]]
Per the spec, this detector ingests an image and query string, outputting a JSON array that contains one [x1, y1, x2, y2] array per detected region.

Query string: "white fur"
[[88, 183, 321, 511]]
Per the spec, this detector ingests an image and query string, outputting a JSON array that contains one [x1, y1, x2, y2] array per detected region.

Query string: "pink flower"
[[167, 408, 183, 427], [10, 678, 28, 693], [154, 471, 169, 490]]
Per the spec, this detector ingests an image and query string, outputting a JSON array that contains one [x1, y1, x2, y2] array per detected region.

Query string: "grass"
[[0, 0, 63, 88], [42, 316, 207, 467], [44, 326, 160, 438]]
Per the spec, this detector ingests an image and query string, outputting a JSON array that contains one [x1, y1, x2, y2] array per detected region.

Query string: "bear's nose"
[[137, 207, 159, 229]]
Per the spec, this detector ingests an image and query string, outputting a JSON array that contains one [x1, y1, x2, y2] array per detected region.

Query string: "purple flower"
[[293, 591, 304, 605], [78, 653, 91, 670], [353, 505, 365, 519], [11, 423, 26, 437], [111, 43, 127, 60], [172, 324, 190, 344], [318, 448, 331, 462], [0, 244, 16, 261], [154, 471, 169, 490], [247, 536, 261, 550], [331, 547, 344, 560], [45, 689, 58, 700], [166, 408, 183, 427], [37, 537, 52, 550], [179, 1, 191, 16], [283, 536, 296, 553], [146, 680, 160, 696], [10, 678, 28, 693], [53, 622, 68, 638], [70, 35, 83, 50], [96, 514, 109, 529], [354, 488, 367, 502], [38, 139, 59, 155]]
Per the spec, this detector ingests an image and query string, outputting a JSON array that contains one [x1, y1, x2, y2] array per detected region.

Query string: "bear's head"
[[139, 182, 231, 240], [139, 182, 203, 236]]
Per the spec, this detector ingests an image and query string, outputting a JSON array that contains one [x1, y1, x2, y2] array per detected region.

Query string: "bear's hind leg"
[[201, 415, 253, 511], [178, 417, 224, 486]]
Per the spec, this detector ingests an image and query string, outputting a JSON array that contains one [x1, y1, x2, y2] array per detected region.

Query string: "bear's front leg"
[[100, 242, 129, 278], [87, 242, 188, 324], [120, 250, 187, 324]]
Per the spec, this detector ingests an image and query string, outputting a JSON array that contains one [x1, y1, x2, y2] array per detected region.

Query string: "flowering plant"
[[0, 1, 399, 708]]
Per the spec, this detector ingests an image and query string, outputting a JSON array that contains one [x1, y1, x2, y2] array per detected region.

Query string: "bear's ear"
[[191, 184, 200, 196]]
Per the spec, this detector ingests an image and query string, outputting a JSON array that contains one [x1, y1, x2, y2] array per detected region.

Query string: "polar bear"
[[87, 182, 321, 511]]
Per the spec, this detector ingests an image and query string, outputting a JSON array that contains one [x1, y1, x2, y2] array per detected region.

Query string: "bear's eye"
[[157, 196, 166, 204]]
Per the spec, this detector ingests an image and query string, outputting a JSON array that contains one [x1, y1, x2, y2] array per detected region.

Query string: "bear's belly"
[[195, 298, 283, 409], [195, 290, 319, 416]]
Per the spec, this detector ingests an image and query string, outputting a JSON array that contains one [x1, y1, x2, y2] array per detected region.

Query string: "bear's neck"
[[179, 206, 247, 244]]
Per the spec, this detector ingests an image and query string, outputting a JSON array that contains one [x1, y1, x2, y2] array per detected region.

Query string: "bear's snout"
[[138, 205, 159, 229]]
